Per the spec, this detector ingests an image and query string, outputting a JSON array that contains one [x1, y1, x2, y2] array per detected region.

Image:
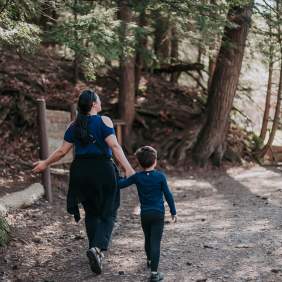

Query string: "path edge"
[[0, 183, 44, 216]]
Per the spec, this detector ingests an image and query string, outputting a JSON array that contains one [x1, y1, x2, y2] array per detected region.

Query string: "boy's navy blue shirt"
[[118, 170, 176, 216]]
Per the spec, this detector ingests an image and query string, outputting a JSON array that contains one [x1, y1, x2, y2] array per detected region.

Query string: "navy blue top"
[[64, 115, 115, 156], [118, 170, 176, 215]]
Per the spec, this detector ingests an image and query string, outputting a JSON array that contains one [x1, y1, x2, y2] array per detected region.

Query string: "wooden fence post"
[[70, 104, 77, 122], [69, 104, 77, 158], [37, 98, 52, 203], [113, 120, 125, 145]]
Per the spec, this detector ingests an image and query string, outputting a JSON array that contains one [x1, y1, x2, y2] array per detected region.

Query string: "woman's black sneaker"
[[150, 272, 164, 281], [86, 247, 103, 274]]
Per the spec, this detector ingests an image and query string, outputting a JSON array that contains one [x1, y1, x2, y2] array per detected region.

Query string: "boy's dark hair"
[[135, 146, 157, 168]]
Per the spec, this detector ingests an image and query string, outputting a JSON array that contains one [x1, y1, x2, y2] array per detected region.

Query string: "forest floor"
[[2, 165, 282, 282]]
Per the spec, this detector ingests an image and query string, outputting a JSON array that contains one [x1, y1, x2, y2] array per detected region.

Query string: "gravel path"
[[1, 165, 282, 282]]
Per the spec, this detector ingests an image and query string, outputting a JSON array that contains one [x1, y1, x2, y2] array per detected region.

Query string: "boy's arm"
[[118, 174, 136, 189], [161, 174, 177, 215]]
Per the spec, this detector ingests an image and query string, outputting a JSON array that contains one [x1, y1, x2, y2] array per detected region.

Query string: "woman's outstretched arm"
[[32, 141, 73, 173]]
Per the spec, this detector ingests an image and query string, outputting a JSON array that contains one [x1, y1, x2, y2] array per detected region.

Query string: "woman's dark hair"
[[74, 89, 98, 146], [135, 146, 157, 168]]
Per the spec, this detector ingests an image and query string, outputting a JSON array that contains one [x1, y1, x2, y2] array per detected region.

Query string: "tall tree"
[[117, 0, 136, 150], [73, 0, 80, 83], [135, 1, 148, 94], [207, 0, 219, 89], [170, 23, 179, 83], [259, 24, 274, 141], [193, 2, 254, 166], [259, 0, 282, 157], [153, 10, 171, 65]]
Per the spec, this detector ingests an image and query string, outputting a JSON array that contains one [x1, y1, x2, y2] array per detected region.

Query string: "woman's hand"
[[105, 134, 135, 177], [125, 167, 135, 177], [32, 141, 73, 173], [32, 160, 48, 173]]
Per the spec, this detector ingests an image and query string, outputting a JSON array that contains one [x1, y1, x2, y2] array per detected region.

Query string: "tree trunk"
[[170, 24, 179, 83], [207, 0, 218, 89], [192, 3, 254, 166], [135, 1, 148, 94], [39, 0, 58, 46], [39, 0, 57, 32], [154, 11, 171, 64], [117, 0, 135, 150], [259, 0, 282, 157], [259, 54, 274, 141], [208, 54, 217, 89], [260, 60, 282, 157], [73, 0, 79, 84], [196, 44, 204, 89], [259, 23, 274, 142]]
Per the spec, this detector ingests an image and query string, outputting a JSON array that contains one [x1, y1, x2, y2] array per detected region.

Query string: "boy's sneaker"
[[150, 272, 164, 281], [86, 247, 103, 274]]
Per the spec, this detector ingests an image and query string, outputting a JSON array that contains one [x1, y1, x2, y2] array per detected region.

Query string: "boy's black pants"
[[141, 211, 164, 272]]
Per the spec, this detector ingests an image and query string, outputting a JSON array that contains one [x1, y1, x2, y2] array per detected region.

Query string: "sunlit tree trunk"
[[259, 25, 274, 141], [117, 0, 135, 150], [193, 3, 254, 166], [259, 0, 282, 157]]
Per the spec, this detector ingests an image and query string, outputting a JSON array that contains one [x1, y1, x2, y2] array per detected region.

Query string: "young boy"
[[118, 146, 177, 282]]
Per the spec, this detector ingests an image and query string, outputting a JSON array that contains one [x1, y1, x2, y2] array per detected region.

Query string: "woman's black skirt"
[[67, 154, 119, 218]]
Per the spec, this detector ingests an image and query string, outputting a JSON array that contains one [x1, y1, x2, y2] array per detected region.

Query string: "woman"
[[33, 89, 134, 274]]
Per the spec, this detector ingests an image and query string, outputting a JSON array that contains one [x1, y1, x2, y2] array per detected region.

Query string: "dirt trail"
[[2, 165, 282, 282]]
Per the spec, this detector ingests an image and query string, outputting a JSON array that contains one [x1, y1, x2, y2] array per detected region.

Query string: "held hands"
[[171, 214, 177, 223], [125, 167, 135, 177], [32, 160, 48, 173]]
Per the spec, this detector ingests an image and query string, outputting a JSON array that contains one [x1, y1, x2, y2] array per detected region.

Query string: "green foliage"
[[50, 1, 123, 77], [252, 0, 282, 66], [0, 0, 278, 80], [0, 216, 10, 247], [0, 0, 41, 52], [252, 133, 264, 150]]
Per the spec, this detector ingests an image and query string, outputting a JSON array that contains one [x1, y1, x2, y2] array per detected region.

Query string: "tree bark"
[[73, 0, 79, 84], [154, 11, 171, 64], [192, 3, 254, 166], [170, 24, 179, 83], [259, 0, 282, 157], [259, 23, 274, 141], [260, 59, 282, 157], [207, 0, 218, 89], [259, 54, 274, 141], [135, 1, 148, 94], [117, 0, 135, 150], [208, 54, 217, 89], [196, 44, 204, 89]]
